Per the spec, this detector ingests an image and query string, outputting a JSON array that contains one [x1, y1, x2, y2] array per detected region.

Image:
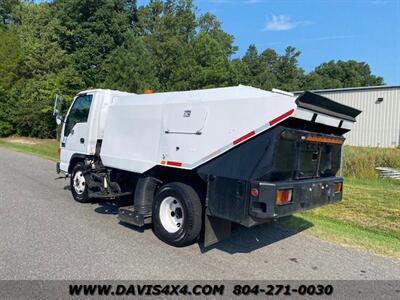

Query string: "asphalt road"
[[0, 147, 399, 280]]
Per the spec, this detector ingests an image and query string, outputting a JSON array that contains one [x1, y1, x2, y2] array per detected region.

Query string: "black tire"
[[152, 182, 202, 247], [70, 162, 90, 203]]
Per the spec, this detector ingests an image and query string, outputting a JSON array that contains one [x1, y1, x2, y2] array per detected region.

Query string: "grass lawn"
[[280, 178, 400, 259], [1, 137, 399, 258], [0, 137, 59, 162]]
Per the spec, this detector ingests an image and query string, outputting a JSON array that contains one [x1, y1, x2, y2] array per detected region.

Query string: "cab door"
[[60, 94, 93, 172]]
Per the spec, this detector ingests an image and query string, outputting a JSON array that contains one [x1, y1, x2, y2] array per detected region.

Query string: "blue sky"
[[138, 0, 400, 84]]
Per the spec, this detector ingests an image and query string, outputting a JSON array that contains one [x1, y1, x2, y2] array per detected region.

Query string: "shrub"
[[343, 146, 400, 180], [0, 121, 14, 137]]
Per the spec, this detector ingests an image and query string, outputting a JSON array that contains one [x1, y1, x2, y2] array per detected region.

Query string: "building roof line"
[[293, 84, 400, 94]]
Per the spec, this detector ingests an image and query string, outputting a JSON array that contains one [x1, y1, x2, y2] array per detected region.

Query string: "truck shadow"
[[93, 198, 132, 214], [93, 199, 152, 233], [89, 195, 314, 253], [201, 216, 313, 254]]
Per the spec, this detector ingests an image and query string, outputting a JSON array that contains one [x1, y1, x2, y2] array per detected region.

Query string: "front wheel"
[[70, 162, 90, 203], [152, 182, 202, 247]]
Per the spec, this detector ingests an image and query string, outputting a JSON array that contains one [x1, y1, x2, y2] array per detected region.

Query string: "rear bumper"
[[206, 175, 343, 227], [247, 176, 343, 226]]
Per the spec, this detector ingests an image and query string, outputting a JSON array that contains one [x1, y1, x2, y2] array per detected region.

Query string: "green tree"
[[0, 0, 387, 139], [188, 13, 237, 89], [133, 0, 197, 91], [0, 0, 19, 25], [189, 31, 233, 89], [304, 60, 384, 90], [239, 45, 304, 91], [198, 12, 237, 57], [275, 46, 304, 91], [0, 24, 21, 136], [6, 2, 82, 138], [52, 0, 135, 87], [100, 34, 160, 93]]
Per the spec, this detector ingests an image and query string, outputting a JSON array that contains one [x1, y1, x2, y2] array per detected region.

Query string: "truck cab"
[[58, 90, 133, 174]]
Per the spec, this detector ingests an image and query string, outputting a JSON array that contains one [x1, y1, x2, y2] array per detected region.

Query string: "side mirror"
[[55, 116, 63, 126], [53, 93, 64, 124]]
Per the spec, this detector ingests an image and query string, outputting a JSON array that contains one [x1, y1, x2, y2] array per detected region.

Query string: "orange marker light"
[[144, 89, 153, 94], [305, 135, 344, 145], [276, 189, 293, 205], [334, 182, 342, 193]]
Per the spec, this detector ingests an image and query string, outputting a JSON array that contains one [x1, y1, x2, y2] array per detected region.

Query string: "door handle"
[[80, 138, 85, 144]]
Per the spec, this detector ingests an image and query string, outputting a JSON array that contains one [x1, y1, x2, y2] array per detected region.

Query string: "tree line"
[[0, 0, 384, 138]]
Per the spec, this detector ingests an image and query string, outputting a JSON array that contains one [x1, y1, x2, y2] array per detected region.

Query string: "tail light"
[[276, 189, 293, 205], [334, 182, 342, 193], [58, 147, 61, 157], [250, 188, 259, 197]]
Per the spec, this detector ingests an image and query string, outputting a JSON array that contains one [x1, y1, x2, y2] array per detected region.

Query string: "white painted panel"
[[164, 104, 207, 134], [100, 86, 297, 173], [341, 120, 353, 130], [293, 108, 314, 121], [315, 114, 341, 128]]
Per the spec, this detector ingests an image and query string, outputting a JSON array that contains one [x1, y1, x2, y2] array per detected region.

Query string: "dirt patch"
[[6, 138, 38, 145]]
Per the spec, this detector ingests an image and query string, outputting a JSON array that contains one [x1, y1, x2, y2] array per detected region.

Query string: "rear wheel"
[[153, 182, 202, 247], [70, 162, 90, 203]]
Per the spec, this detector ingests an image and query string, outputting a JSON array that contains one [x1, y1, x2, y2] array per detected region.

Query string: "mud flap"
[[203, 213, 232, 247]]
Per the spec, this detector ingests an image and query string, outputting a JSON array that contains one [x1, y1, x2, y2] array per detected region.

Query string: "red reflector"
[[251, 188, 259, 197], [276, 189, 293, 205], [166, 161, 182, 167]]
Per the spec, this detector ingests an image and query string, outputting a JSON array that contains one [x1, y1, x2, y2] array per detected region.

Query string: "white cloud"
[[264, 14, 314, 31]]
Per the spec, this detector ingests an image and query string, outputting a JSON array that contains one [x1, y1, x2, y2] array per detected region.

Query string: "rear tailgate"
[[257, 126, 344, 182], [294, 91, 362, 132]]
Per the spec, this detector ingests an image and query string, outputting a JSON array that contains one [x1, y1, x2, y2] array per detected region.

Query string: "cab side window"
[[64, 95, 92, 136]]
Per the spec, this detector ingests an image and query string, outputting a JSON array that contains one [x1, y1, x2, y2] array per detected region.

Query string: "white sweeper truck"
[[53, 85, 361, 247]]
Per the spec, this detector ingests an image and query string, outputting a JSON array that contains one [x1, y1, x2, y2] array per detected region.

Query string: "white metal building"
[[295, 85, 400, 148]]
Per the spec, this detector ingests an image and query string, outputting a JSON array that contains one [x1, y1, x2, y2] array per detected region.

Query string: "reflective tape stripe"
[[233, 130, 256, 145], [269, 109, 295, 126]]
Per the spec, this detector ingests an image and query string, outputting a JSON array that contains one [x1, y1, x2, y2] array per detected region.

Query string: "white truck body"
[[101, 86, 297, 173], [56, 85, 360, 247], [60, 85, 353, 174]]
